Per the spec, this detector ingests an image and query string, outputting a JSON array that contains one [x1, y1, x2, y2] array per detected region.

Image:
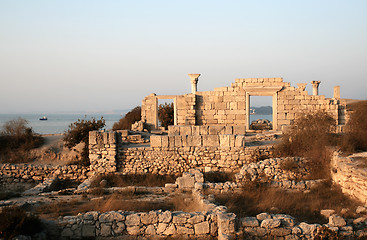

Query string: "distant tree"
[[63, 117, 105, 166], [158, 103, 174, 130], [112, 106, 141, 130], [0, 118, 44, 163]]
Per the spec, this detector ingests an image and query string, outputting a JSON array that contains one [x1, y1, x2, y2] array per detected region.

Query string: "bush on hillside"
[[340, 100, 367, 153], [112, 106, 141, 130], [274, 111, 336, 179], [0, 118, 44, 163], [158, 103, 174, 130], [63, 117, 105, 166]]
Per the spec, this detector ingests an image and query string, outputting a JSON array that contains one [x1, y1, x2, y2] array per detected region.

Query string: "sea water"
[[0, 113, 273, 135], [250, 114, 272, 122], [0, 113, 124, 135]]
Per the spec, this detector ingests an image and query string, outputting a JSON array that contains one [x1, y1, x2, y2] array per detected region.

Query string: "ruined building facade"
[[141, 74, 346, 131]]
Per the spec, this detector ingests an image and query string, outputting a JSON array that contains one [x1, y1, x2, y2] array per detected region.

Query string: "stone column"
[[188, 74, 200, 94], [311, 81, 321, 96], [333, 86, 340, 99]]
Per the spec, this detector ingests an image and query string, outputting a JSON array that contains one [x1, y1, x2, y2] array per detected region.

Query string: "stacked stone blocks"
[[141, 76, 346, 130]]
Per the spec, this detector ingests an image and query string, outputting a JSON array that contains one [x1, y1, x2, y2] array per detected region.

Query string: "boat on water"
[[39, 116, 48, 121]]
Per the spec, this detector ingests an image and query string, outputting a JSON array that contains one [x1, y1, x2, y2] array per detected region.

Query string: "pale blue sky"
[[1, 0, 366, 113]]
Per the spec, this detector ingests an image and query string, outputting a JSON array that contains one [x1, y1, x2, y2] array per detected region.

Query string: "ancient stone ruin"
[[141, 74, 346, 131], [1, 75, 366, 239]]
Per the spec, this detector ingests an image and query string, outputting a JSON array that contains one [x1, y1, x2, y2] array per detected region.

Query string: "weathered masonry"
[[141, 75, 346, 131]]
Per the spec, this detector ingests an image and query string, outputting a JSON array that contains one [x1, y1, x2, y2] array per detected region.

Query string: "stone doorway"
[[249, 96, 273, 130], [244, 86, 282, 131], [154, 96, 177, 129]]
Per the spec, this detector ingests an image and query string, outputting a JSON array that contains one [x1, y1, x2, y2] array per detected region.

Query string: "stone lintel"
[[156, 95, 178, 100], [243, 86, 283, 95]]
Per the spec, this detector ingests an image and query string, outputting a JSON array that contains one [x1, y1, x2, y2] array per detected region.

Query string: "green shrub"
[[113, 106, 141, 130], [63, 117, 105, 166], [0, 118, 44, 163], [274, 111, 336, 179], [0, 206, 42, 239], [158, 103, 174, 130]]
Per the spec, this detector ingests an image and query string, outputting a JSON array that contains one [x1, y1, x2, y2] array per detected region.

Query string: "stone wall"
[[58, 209, 220, 239], [0, 164, 88, 184], [150, 135, 246, 148], [168, 125, 246, 135], [56, 169, 367, 239], [89, 131, 272, 175], [331, 152, 367, 205], [117, 146, 271, 175], [141, 77, 346, 130]]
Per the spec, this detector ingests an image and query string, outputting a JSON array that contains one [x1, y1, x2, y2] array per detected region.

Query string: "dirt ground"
[[30, 134, 84, 166]]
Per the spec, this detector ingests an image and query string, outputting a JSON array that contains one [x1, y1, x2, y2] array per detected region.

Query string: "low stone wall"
[[58, 210, 219, 239], [117, 146, 272, 175], [57, 170, 367, 239], [0, 164, 88, 184], [331, 152, 367, 205], [235, 157, 309, 182], [234, 157, 326, 191], [150, 135, 245, 148], [168, 125, 246, 136], [89, 131, 272, 175]]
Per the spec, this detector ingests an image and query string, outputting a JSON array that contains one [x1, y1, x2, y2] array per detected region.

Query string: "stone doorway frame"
[[244, 86, 283, 131], [153, 95, 178, 129]]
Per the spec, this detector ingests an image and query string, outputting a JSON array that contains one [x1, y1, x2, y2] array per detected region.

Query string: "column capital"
[[311, 81, 321, 96], [188, 74, 200, 94], [297, 83, 307, 91]]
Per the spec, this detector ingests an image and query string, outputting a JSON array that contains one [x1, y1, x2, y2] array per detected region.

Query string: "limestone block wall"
[[89, 131, 117, 174], [276, 87, 342, 128], [141, 93, 158, 130], [116, 146, 272, 175], [196, 88, 247, 125], [331, 152, 367, 205], [141, 77, 346, 130], [58, 210, 218, 239], [0, 164, 88, 184], [168, 125, 246, 136], [150, 135, 245, 148], [89, 131, 272, 175], [56, 169, 367, 239], [176, 94, 196, 125]]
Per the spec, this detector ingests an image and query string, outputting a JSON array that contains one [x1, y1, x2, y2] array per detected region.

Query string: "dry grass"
[[36, 191, 201, 219], [0, 206, 43, 239], [340, 100, 367, 154], [279, 157, 300, 172], [0, 118, 44, 163], [0, 190, 20, 201], [215, 180, 360, 224], [45, 178, 81, 192], [274, 111, 336, 180], [79, 193, 173, 213], [90, 173, 176, 188], [203, 171, 235, 183]]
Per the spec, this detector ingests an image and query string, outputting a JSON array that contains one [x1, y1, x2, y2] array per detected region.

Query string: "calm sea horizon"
[[0, 113, 272, 135], [0, 113, 124, 135]]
